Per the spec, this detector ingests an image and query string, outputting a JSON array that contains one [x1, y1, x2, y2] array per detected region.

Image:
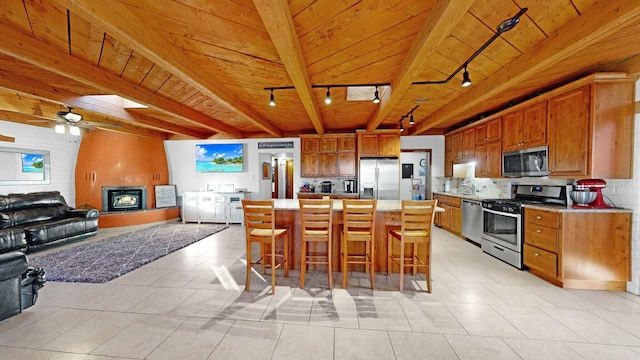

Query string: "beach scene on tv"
[[196, 143, 244, 172]]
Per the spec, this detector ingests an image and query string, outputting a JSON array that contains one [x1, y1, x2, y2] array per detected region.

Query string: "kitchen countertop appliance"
[[461, 199, 483, 244], [344, 179, 355, 193], [359, 158, 400, 200], [321, 181, 332, 193], [571, 179, 611, 208], [481, 184, 567, 269]]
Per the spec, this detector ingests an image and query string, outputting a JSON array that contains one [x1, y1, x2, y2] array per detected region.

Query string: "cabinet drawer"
[[525, 208, 560, 228], [524, 224, 558, 252], [434, 194, 461, 207], [524, 244, 557, 278]]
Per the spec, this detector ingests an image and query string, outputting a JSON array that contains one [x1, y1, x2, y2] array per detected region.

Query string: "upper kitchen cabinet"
[[475, 118, 502, 143], [357, 130, 400, 158], [301, 134, 356, 178], [502, 102, 547, 151], [548, 75, 635, 178]]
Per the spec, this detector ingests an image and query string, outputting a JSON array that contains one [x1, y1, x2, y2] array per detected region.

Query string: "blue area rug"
[[30, 223, 228, 283]]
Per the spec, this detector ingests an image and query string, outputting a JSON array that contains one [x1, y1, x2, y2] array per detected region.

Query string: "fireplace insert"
[[102, 186, 147, 212]]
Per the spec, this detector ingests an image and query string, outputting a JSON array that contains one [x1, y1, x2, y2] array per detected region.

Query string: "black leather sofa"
[[0, 191, 99, 252], [0, 191, 98, 321]]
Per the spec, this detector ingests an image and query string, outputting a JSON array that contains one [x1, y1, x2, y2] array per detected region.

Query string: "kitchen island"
[[271, 199, 434, 273]]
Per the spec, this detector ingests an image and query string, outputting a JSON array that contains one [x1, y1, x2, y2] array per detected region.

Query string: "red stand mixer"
[[572, 179, 611, 208]]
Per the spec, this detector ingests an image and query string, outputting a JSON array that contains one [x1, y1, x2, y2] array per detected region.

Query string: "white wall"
[[164, 137, 301, 200], [0, 120, 80, 205]]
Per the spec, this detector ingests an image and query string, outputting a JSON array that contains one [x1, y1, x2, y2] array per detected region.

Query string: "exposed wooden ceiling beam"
[[366, 0, 474, 132], [410, 0, 640, 135], [58, 0, 283, 137], [254, 0, 325, 135], [0, 91, 168, 139], [0, 70, 210, 139], [0, 22, 243, 139]]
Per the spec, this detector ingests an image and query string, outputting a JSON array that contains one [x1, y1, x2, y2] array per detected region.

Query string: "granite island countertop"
[[274, 199, 444, 212]]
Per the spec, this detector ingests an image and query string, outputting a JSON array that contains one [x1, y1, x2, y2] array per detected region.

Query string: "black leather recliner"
[[0, 191, 97, 322]]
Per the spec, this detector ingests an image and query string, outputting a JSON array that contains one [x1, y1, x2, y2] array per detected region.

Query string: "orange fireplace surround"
[[75, 130, 179, 228]]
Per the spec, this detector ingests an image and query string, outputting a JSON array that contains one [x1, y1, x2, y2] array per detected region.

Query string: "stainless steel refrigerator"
[[359, 158, 400, 199]]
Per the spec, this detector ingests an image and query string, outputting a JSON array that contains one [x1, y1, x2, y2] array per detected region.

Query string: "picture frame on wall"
[[262, 162, 271, 179]]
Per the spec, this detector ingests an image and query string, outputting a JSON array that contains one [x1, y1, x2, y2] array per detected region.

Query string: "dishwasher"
[[461, 199, 483, 244]]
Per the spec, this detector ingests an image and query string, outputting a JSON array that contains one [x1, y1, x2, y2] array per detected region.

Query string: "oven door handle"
[[482, 208, 520, 218]]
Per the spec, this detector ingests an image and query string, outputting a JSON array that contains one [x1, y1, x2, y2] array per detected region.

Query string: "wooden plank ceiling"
[[0, 0, 639, 140]]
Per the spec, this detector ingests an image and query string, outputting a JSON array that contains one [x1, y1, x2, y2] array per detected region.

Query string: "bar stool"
[[341, 199, 377, 289], [387, 199, 437, 292], [299, 199, 333, 289], [241, 199, 289, 294]]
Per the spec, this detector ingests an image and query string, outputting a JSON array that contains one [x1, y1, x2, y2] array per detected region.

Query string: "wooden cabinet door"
[[337, 136, 356, 152], [444, 150, 453, 177], [378, 133, 400, 157], [462, 128, 475, 158], [301, 153, 319, 177], [318, 153, 338, 177], [445, 134, 453, 152], [486, 117, 502, 142], [451, 133, 463, 160], [450, 205, 462, 235], [440, 204, 451, 229], [319, 138, 337, 152], [301, 137, 319, 152], [502, 110, 523, 151], [359, 134, 379, 156], [522, 102, 547, 147], [548, 86, 590, 176], [475, 143, 487, 177], [337, 152, 356, 177], [486, 140, 502, 178]]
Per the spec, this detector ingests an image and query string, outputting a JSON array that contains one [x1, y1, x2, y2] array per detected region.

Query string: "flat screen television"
[[196, 143, 244, 172], [21, 153, 45, 173]]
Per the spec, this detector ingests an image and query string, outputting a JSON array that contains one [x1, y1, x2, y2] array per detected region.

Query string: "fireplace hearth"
[[102, 186, 147, 212]]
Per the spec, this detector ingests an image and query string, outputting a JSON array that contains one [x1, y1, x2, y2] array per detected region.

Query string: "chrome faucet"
[[460, 183, 475, 195]]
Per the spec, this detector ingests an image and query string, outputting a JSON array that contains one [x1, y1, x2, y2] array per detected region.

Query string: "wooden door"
[[462, 128, 475, 158], [272, 158, 278, 198], [301, 153, 319, 177], [475, 143, 487, 177], [318, 153, 338, 177], [286, 160, 293, 199], [359, 134, 379, 156], [502, 110, 523, 151], [548, 85, 590, 176], [378, 133, 400, 157], [337, 152, 356, 177], [451, 133, 463, 160], [486, 141, 502, 178], [521, 102, 547, 147]]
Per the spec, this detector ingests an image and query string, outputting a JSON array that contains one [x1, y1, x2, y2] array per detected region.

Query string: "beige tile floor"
[[2, 223, 640, 359]]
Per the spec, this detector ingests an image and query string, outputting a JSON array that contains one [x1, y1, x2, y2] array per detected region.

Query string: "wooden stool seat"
[[242, 199, 289, 294], [387, 200, 437, 292], [341, 199, 377, 289], [299, 199, 334, 289]]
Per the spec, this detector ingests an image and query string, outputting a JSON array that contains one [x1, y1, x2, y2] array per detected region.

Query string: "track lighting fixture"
[[268, 89, 276, 107], [324, 87, 332, 104], [409, 113, 415, 125], [264, 83, 389, 106], [373, 86, 381, 104], [399, 105, 420, 131], [412, 8, 527, 87], [461, 65, 472, 87], [399, 118, 404, 132]]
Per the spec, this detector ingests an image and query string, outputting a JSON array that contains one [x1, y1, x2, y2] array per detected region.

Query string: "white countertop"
[[274, 199, 443, 212]]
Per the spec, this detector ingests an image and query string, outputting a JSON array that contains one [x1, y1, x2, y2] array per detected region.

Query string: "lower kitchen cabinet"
[[182, 191, 248, 224], [433, 194, 462, 237], [523, 207, 631, 290]]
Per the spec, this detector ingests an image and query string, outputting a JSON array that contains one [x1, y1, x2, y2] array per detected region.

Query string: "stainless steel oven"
[[481, 202, 523, 269], [480, 184, 567, 270]]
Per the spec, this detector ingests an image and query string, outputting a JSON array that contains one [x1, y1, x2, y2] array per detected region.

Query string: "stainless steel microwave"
[[502, 146, 548, 177]]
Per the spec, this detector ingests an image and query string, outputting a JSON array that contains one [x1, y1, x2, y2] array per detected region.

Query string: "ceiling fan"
[[28, 106, 121, 134]]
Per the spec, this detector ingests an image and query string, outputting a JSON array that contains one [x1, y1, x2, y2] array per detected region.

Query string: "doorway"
[[270, 153, 294, 199], [400, 150, 432, 200]]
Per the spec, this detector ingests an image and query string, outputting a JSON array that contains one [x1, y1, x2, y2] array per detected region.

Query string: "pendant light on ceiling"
[[461, 65, 472, 87], [373, 86, 381, 104], [268, 89, 276, 106], [324, 87, 332, 104]]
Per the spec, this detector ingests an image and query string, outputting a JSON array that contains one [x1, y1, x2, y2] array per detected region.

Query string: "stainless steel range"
[[481, 184, 567, 269]]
